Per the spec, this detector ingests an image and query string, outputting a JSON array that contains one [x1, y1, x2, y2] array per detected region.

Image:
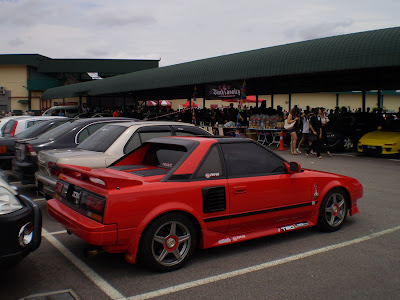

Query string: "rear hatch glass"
[[142, 143, 187, 169], [78, 125, 126, 152]]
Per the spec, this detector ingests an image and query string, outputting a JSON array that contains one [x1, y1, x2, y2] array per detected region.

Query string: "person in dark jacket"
[[306, 107, 323, 158]]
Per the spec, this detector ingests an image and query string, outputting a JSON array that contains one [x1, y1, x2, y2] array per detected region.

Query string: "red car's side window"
[[193, 145, 225, 180], [220, 143, 286, 177]]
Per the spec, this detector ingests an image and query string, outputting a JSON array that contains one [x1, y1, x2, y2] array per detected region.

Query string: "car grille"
[[362, 145, 382, 155]]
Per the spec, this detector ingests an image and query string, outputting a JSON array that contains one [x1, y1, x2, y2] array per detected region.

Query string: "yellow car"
[[357, 120, 400, 155]]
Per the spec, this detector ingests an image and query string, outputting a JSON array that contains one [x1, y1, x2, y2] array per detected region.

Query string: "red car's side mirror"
[[289, 161, 302, 173]]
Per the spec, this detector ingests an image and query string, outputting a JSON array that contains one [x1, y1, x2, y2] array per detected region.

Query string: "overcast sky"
[[1, 0, 399, 67]]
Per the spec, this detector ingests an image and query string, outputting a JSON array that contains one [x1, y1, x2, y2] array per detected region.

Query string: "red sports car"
[[47, 136, 363, 271]]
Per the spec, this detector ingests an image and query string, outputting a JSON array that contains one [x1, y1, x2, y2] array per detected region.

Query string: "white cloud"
[[0, 0, 399, 66]]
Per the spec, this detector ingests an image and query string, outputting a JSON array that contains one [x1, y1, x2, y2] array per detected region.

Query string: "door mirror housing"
[[289, 161, 302, 173]]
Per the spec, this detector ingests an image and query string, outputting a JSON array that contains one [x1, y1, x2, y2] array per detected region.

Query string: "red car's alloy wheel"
[[318, 188, 348, 232], [152, 220, 191, 265], [325, 193, 347, 227], [140, 213, 197, 271]]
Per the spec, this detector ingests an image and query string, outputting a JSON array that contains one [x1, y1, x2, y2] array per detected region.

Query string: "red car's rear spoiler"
[[59, 164, 143, 189]]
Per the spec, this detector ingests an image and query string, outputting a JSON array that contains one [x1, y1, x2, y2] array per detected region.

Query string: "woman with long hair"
[[318, 107, 332, 156], [287, 107, 300, 154], [297, 110, 311, 153]]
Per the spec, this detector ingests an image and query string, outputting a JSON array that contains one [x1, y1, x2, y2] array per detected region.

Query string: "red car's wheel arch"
[[126, 209, 203, 264]]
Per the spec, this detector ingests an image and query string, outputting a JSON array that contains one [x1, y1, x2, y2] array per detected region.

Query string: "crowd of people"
[[8, 101, 395, 158], [102, 103, 399, 158], [286, 107, 332, 158]]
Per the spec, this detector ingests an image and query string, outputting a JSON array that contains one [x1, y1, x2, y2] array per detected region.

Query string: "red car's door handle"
[[233, 186, 247, 194]]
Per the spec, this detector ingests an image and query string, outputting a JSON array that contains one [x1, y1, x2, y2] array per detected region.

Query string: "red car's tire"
[[139, 213, 197, 272], [317, 188, 348, 232]]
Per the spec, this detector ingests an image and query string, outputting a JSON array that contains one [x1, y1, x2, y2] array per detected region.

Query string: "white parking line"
[[128, 225, 400, 300], [33, 197, 46, 202], [42, 228, 126, 300], [42, 230, 67, 237], [20, 289, 80, 300]]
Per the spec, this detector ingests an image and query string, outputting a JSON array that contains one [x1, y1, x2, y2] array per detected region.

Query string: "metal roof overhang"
[[41, 27, 400, 100], [37, 59, 159, 75]]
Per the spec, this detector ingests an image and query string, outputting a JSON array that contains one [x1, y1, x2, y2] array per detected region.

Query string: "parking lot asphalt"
[[1, 148, 400, 300]]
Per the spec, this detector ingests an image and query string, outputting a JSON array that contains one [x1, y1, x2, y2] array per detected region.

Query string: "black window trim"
[[137, 125, 173, 133], [161, 140, 200, 182], [171, 125, 210, 136]]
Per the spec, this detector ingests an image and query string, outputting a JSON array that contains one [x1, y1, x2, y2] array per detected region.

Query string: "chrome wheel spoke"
[[332, 194, 338, 205], [178, 234, 190, 244], [154, 235, 165, 245], [157, 249, 169, 262], [337, 199, 345, 208], [329, 214, 336, 225], [172, 248, 183, 261], [169, 222, 177, 236], [326, 207, 333, 213]]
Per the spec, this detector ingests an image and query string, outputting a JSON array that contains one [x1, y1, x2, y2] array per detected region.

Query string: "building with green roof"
[[0, 54, 159, 115], [41, 26, 400, 112]]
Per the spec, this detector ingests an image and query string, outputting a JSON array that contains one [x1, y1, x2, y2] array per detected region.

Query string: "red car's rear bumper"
[[47, 199, 117, 246]]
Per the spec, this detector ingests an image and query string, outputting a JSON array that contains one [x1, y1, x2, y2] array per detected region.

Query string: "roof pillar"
[[271, 93, 274, 109], [377, 90, 382, 111], [362, 90, 366, 112], [336, 93, 339, 108], [256, 92, 259, 108]]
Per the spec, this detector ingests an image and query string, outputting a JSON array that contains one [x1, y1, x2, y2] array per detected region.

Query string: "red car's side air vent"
[[202, 186, 226, 213]]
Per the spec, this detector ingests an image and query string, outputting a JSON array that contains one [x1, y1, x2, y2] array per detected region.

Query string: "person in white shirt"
[[297, 110, 311, 153]]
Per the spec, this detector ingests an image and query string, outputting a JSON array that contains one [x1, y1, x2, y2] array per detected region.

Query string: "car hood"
[[360, 131, 400, 143]]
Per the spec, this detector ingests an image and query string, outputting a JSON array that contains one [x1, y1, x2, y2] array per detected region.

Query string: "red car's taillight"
[[54, 180, 106, 223], [55, 181, 64, 195], [86, 194, 105, 213], [48, 162, 61, 177], [54, 180, 69, 200], [81, 192, 106, 222]]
